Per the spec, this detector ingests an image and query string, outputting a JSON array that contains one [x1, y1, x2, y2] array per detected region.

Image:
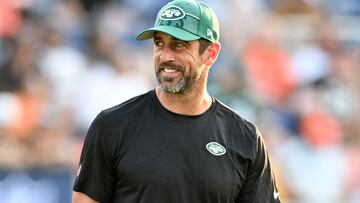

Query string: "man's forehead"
[[154, 32, 194, 43]]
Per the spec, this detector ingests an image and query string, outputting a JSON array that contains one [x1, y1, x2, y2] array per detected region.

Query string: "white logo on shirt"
[[274, 190, 280, 199], [77, 164, 82, 176], [206, 142, 226, 156]]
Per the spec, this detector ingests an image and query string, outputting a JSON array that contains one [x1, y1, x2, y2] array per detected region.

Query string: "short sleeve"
[[73, 111, 116, 203], [235, 127, 281, 203]]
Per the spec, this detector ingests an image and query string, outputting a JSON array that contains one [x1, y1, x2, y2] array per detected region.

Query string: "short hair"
[[198, 38, 212, 55]]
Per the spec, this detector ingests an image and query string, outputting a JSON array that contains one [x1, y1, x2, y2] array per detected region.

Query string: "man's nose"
[[159, 46, 175, 62]]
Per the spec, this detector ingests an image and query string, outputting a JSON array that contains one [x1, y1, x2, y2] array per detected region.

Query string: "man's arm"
[[236, 126, 281, 203], [72, 192, 99, 203], [72, 112, 116, 202]]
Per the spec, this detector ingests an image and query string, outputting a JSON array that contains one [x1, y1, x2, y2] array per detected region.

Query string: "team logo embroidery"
[[207, 29, 213, 38], [159, 6, 185, 20], [206, 142, 226, 156], [274, 190, 280, 200], [77, 164, 82, 176]]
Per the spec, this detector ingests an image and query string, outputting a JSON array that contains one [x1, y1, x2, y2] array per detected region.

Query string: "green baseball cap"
[[136, 0, 219, 42]]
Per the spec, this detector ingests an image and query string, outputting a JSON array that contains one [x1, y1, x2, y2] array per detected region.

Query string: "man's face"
[[153, 32, 206, 94]]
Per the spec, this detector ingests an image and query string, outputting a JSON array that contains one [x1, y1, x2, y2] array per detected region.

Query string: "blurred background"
[[0, 0, 360, 202]]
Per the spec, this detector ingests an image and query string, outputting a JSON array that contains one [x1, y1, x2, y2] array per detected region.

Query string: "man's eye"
[[173, 42, 185, 49], [154, 41, 163, 47]]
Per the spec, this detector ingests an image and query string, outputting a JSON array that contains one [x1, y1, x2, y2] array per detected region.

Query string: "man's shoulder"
[[100, 90, 154, 120], [215, 99, 258, 141], [215, 99, 252, 124]]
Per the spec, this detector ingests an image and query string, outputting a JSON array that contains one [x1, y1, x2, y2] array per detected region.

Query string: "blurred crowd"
[[0, 0, 360, 202]]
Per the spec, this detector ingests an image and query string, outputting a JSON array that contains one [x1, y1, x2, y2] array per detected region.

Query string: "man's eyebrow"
[[171, 37, 190, 45], [153, 35, 190, 45]]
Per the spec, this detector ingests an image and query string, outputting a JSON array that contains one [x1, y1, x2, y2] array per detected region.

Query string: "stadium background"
[[0, 0, 359, 202]]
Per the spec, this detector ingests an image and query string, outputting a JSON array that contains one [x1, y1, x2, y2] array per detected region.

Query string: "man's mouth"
[[163, 68, 178, 73], [158, 63, 184, 77]]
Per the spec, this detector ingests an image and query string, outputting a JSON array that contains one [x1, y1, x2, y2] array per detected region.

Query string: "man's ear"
[[205, 42, 221, 67]]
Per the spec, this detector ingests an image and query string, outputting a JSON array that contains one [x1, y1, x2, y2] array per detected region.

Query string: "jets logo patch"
[[160, 6, 185, 20], [206, 142, 226, 156]]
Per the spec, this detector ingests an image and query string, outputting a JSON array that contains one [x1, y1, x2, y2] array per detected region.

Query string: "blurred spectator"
[[241, 15, 296, 104], [45, 0, 88, 50], [273, 86, 348, 203], [73, 34, 152, 134], [0, 0, 22, 37], [39, 27, 87, 108], [291, 43, 331, 85], [326, 0, 360, 15]]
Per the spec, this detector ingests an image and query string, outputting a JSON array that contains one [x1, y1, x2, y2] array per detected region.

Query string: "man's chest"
[[113, 122, 242, 201]]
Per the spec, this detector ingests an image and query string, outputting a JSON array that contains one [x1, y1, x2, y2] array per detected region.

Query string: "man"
[[72, 0, 281, 202]]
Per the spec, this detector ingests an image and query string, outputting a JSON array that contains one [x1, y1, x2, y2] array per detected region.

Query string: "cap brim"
[[137, 26, 201, 41]]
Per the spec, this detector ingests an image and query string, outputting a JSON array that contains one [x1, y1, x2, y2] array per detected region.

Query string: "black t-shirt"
[[73, 90, 280, 203]]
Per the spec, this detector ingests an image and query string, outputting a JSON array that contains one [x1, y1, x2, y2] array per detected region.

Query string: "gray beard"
[[156, 62, 197, 95], [156, 73, 195, 95]]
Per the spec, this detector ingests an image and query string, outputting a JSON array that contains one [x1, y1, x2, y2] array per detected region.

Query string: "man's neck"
[[155, 87, 213, 116]]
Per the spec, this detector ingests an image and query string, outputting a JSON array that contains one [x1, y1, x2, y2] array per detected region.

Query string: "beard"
[[156, 62, 196, 95]]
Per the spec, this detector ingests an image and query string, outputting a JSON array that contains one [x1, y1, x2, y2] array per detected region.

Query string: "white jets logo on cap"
[[207, 29, 213, 38], [160, 6, 185, 20]]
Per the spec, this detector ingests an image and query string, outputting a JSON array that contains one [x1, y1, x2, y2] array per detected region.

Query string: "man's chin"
[[157, 76, 192, 95], [159, 84, 183, 94]]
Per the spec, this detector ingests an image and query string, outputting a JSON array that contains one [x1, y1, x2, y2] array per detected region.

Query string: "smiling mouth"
[[160, 68, 182, 79], [158, 63, 184, 77], [163, 68, 178, 73]]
